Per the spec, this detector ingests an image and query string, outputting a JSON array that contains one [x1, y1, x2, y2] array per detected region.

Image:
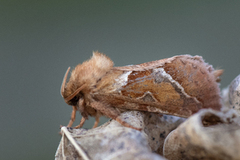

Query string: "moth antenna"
[[65, 83, 87, 102], [61, 67, 71, 97]]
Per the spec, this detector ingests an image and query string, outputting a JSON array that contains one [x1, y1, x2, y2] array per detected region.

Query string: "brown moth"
[[61, 52, 223, 131]]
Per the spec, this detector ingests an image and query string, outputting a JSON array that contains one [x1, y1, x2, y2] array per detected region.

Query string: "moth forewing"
[[112, 55, 222, 111]]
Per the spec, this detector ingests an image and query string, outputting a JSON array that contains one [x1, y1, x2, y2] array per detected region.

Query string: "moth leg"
[[91, 101, 142, 131], [92, 114, 100, 128], [67, 106, 77, 127], [74, 116, 86, 129], [115, 117, 141, 131]]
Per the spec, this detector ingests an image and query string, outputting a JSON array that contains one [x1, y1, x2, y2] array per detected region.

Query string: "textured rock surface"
[[163, 109, 240, 160], [55, 111, 184, 160]]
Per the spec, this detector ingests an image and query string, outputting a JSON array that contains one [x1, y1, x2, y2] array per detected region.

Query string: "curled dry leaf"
[[221, 86, 230, 109], [55, 111, 185, 160], [143, 112, 185, 155], [163, 109, 240, 160], [228, 74, 240, 115], [222, 74, 240, 115]]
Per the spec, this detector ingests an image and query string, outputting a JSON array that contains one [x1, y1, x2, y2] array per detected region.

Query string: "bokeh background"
[[1, 1, 240, 159]]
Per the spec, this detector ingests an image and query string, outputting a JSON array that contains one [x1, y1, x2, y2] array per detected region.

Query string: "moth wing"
[[94, 54, 219, 118], [94, 92, 198, 118], [94, 69, 202, 118], [113, 56, 177, 71]]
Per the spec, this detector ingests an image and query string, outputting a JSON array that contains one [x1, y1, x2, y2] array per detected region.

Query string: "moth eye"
[[71, 92, 85, 105], [72, 96, 79, 102], [67, 94, 79, 106]]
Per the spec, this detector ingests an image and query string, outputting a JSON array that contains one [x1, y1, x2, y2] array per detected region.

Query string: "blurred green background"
[[1, 1, 240, 159]]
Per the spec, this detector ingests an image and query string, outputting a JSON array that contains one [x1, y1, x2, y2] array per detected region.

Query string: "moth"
[[61, 52, 223, 131]]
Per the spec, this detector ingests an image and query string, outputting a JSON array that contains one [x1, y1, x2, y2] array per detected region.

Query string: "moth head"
[[61, 52, 114, 105]]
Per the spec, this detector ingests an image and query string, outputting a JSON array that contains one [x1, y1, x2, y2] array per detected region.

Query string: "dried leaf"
[[55, 111, 184, 160], [163, 109, 240, 160]]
